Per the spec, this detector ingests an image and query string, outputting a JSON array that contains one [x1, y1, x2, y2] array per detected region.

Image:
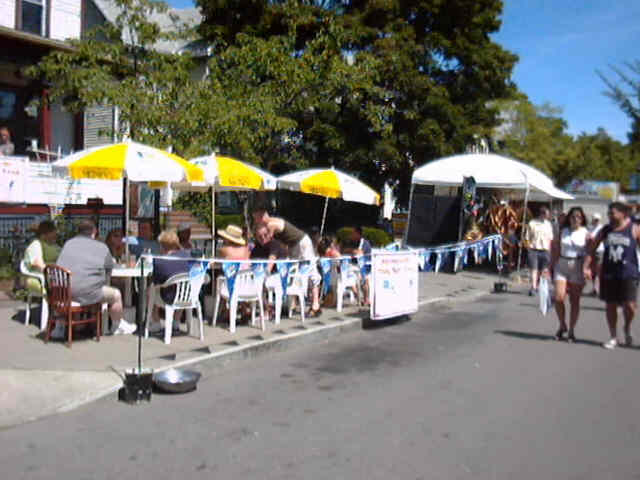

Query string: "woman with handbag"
[[550, 207, 589, 342]]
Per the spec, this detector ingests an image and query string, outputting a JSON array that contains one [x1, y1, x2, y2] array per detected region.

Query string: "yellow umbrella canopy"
[[277, 168, 380, 234], [169, 154, 277, 248], [278, 168, 380, 205], [51, 141, 203, 182], [171, 154, 277, 191]]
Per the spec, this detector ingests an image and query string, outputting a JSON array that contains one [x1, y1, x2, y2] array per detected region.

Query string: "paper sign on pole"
[[370, 250, 419, 320]]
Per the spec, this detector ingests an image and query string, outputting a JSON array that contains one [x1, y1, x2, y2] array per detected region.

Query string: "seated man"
[[128, 219, 161, 258], [252, 224, 288, 318], [252, 205, 322, 316], [177, 223, 193, 250], [148, 230, 193, 333], [252, 224, 287, 270], [57, 220, 135, 336]]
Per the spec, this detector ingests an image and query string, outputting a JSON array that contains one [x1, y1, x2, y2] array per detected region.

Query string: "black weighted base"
[[118, 371, 153, 404]]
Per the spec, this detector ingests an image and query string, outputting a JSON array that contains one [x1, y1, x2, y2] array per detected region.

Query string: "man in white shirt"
[[524, 207, 554, 296]]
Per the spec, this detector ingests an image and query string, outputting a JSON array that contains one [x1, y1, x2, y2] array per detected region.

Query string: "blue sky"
[[169, 0, 640, 142], [492, 0, 640, 142]]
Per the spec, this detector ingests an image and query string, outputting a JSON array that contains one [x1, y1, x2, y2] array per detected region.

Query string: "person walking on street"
[[551, 207, 589, 342], [524, 206, 554, 296], [584, 202, 640, 350]]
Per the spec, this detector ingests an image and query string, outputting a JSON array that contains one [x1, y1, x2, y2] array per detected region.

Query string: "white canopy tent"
[[410, 153, 573, 199], [405, 154, 573, 267]]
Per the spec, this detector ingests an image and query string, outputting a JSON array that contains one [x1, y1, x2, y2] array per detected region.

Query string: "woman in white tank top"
[[551, 207, 589, 342]]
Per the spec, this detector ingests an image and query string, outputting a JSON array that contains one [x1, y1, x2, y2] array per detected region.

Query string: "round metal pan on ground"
[[153, 368, 201, 393]]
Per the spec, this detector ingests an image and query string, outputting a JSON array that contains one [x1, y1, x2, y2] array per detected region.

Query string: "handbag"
[[538, 276, 553, 316]]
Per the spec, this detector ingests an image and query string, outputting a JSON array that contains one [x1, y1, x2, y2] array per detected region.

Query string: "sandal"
[[307, 308, 323, 318], [555, 327, 567, 341]]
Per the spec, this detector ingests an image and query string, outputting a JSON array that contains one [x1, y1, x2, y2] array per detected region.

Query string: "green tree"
[[196, 0, 518, 194], [599, 61, 640, 161], [573, 128, 634, 189], [26, 0, 208, 155], [493, 95, 576, 185]]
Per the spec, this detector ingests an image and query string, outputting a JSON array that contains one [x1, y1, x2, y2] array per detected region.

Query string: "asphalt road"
[[2, 288, 640, 480]]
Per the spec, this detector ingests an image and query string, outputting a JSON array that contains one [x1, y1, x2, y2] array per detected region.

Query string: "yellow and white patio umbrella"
[[277, 167, 380, 235], [51, 141, 203, 183], [171, 154, 276, 191], [171, 153, 277, 242], [51, 141, 202, 255]]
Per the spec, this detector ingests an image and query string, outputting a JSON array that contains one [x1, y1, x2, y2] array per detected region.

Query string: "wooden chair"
[[44, 265, 103, 348]]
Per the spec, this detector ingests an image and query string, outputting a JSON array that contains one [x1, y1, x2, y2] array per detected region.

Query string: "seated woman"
[[148, 230, 192, 333], [23, 220, 60, 295], [218, 225, 250, 260], [317, 236, 344, 307], [105, 229, 125, 263], [317, 236, 341, 259]]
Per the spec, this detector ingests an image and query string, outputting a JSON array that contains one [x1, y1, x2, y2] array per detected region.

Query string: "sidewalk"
[[0, 269, 510, 430]]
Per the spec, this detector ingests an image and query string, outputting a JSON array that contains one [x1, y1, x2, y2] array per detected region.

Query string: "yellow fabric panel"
[[68, 144, 128, 180], [169, 152, 204, 182], [217, 156, 263, 189], [300, 170, 341, 198]]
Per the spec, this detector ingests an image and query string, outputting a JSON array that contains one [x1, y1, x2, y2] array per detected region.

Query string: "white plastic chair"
[[213, 270, 265, 333], [145, 272, 205, 344], [265, 273, 284, 325], [20, 260, 48, 330], [284, 264, 310, 323], [336, 260, 359, 313]]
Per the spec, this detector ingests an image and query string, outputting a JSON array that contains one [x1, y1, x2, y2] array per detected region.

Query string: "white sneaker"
[[603, 338, 617, 350], [113, 320, 137, 335], [50, 323, 65, 340]]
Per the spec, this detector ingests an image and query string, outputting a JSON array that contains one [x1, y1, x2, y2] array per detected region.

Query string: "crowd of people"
[[21, 205, 373, 341], [524, 202, 640, 349]]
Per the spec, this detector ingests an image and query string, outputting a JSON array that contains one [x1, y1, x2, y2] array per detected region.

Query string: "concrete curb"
[[5, 288, 495, 429]]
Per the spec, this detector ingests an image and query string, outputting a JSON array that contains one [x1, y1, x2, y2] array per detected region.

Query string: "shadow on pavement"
[[495, 329, 607, 348], [494, 329, 554, 341], [363, 315, 411, 330]]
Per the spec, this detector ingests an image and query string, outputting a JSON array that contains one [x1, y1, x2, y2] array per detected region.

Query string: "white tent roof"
[[411, 153, 573, 200]]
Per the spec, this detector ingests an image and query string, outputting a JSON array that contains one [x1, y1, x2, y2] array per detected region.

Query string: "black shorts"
[[527, 249, 550, 271], [600, 277, 639, 304]]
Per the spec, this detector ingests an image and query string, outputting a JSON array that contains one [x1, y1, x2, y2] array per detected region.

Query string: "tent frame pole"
[[403, 184, 415, 247], [517, 176, 530, 273], [320, 196, 329, 236]]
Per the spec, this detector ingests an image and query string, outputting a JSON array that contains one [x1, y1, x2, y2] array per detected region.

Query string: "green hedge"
[[214, 214, 244, 231], [335, 227, 392, 248]]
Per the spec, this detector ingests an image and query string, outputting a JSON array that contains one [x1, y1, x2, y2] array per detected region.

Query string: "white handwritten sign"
[[0, 157, 26, 203], [0, 157, 122, 205], [370, 250, 419, 320]]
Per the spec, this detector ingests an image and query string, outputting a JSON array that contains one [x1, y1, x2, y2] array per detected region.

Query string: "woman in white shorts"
[[551, 207, 589, 342]]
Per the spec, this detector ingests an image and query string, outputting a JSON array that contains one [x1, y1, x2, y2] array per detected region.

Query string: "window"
[[18, 0, 46, 36]]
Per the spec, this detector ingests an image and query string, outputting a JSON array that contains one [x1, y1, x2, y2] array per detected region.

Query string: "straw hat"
[[217, 224, 246, 246]]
